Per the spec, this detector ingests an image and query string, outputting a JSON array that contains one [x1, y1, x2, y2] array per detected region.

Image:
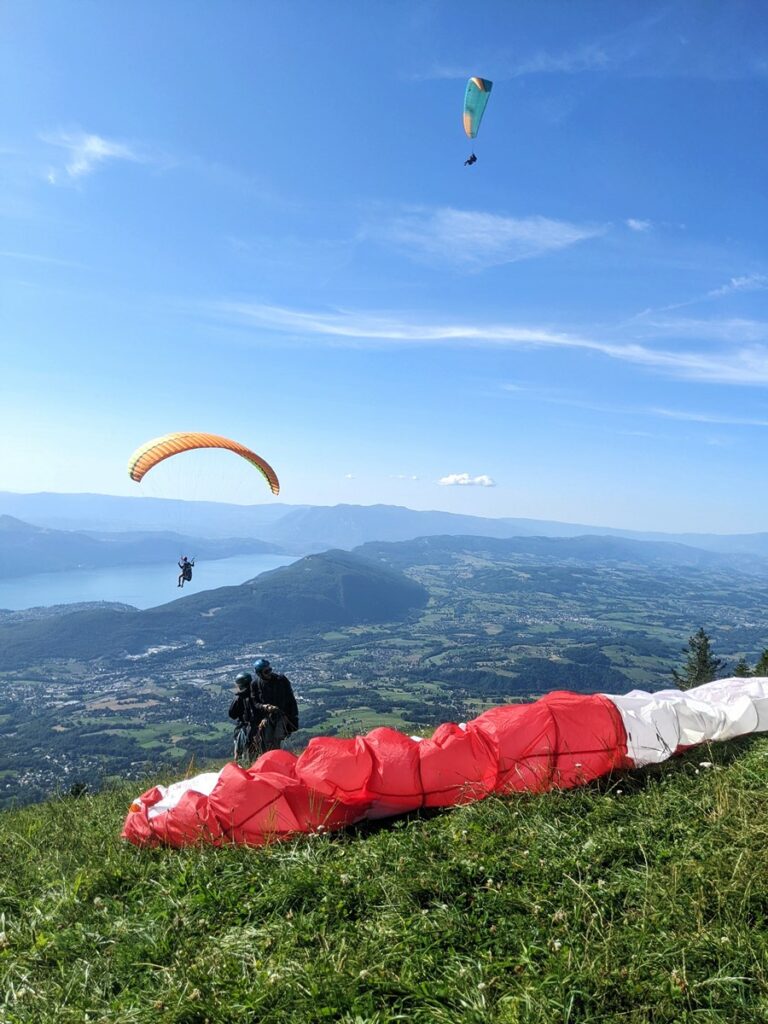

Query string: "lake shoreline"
[[0, 553, 300, 612]]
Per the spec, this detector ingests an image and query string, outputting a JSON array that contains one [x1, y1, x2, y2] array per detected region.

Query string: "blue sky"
[[1, 1, 767, 532]]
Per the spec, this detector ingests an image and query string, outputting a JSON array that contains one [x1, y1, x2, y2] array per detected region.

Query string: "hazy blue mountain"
[[0, 515, 286, 579], [0, 549, 429, 665], [255, 503, 537, 551], [4, 491, 768, 558], [0, 493, 303, 537]]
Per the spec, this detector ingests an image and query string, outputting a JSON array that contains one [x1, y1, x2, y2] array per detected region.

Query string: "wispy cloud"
[[626, 218, 652, 232], [42, 131, 145, 184], [640, 316, 768, 344], [416, 10, 767, 84], [708, 273, 768, 298], [369, 207, 606, 268], [631, 271, 768, 317], [0, 249, 86, 269], [439, 473, 496, 487], [216, 302, 768, 385], [412, 42, 614, 81], [510, 43, 612, 77], [650, 407, 768, 428]]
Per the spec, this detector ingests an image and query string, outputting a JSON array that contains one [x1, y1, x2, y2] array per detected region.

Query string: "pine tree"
[[733, 656, 752, 678], [753, 649, 768, 677], [671, 627, 724, 690]]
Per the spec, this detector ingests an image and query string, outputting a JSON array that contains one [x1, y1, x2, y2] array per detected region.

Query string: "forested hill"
[[0, 549, 428, 665], [0, 515, 286, 579], [356, 532, 768, 575]]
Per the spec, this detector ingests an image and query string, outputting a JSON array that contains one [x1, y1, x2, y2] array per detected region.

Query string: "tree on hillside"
[[671, 627, 724, 690], [733, 656, 752, 678], [753, 649, 768, 677]]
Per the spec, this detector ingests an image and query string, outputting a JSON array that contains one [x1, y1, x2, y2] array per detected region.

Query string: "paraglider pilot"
[[178, 555, 194, 587], [464, 153, 477, 166], [229, 658, 299, 763]]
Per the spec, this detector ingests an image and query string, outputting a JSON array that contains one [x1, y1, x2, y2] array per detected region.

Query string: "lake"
[[0, 553, 300, 611]]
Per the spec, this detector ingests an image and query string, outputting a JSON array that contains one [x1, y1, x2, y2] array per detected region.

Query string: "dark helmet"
[[235, 671, 253, 690], [253, 657, 271, 676]]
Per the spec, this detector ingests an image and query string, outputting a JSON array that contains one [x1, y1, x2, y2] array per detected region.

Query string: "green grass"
[[1, 739, 767, 1023]]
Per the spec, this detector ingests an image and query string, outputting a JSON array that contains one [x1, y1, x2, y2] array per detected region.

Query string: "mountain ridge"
[[4, 491, 768, 557]]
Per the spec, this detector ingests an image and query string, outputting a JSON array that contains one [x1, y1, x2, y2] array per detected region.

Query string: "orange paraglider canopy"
[[127, 432, 280, 495]]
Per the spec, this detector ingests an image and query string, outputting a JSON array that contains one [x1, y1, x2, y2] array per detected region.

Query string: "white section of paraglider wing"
[[636, 688, 736, 746], [684, 676, 768, 736], [602, 691, 682, 766], [605, 677, 768, 766], [146, 770, 224, 821]]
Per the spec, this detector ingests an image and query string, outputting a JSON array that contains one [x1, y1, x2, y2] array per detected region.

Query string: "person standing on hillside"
[[228, 659, 299, 763]]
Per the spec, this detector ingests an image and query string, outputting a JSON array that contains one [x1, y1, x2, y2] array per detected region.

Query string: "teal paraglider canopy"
[[463, 76, 493, 139]]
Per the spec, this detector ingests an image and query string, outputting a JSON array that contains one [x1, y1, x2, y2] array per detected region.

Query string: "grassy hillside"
[[1, 738, 767, 1022]]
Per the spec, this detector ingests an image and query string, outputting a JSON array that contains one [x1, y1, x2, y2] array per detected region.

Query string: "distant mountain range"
[[357, 533, 768, 575], [0, 549, 429, 666], [3, 490, 768, 558], [0, 515, 285, 580], [2, 529, 768, 670]]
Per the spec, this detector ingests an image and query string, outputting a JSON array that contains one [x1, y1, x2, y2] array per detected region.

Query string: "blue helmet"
[[253, 657, 271, 676]]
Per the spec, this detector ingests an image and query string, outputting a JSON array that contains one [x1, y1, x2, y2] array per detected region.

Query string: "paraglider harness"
[[233, 710, 291, 762], [178, 557, 195, 585]]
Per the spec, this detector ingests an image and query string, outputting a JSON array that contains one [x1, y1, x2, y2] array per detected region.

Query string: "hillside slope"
[[1, 736, 766, 1022], [0, 549, 429, 664]]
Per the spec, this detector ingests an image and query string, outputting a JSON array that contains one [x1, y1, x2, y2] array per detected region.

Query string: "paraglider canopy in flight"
[[127, 432, 280, 495], [463, 77, 493, 140]]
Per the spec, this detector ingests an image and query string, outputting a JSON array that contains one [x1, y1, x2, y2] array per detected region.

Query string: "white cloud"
[[216, 302, 768, 385], [439, 473, 496, 487], [708, 273, 768, 298], [641, 317, 768, 344], [372, 207, 606, 268], [626, 218, 651, 232], [42, 131, 144, 183], [510, 44, 612, 77], [650, 407, 768, 428], [413, 43, 612, 81]]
